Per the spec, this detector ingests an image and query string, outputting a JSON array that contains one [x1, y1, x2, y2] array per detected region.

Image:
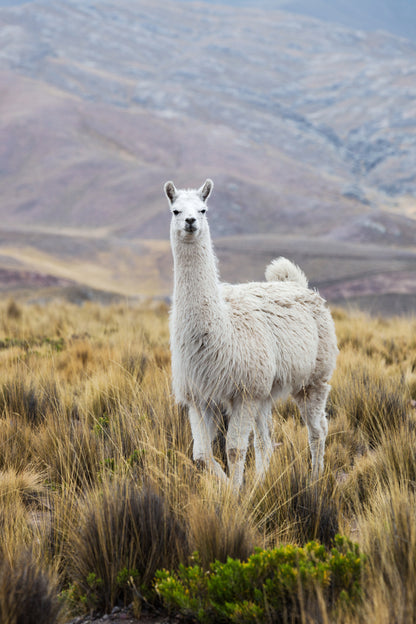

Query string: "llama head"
[[164, 179, 213, 242]]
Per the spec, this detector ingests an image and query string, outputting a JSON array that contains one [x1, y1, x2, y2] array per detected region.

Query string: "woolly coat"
[[170, 230, 338, 410]]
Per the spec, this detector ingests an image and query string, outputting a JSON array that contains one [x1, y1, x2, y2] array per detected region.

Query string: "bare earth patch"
[[67, 605, 175, 624]]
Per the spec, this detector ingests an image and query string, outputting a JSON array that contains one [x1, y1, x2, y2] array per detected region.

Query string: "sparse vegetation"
[[0, 299, 415, 623]]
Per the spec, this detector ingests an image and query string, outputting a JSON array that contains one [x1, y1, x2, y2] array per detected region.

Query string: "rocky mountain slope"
[[0, 0, 415, 312]]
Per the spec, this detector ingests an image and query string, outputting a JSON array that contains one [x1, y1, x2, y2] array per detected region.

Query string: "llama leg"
[[188, 404, 227, 481], [253, 400, 273, 481], [226, 398, 254, 490], [295, 382, 330, 479]]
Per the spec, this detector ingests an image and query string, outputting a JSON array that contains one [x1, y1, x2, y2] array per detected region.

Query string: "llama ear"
[[198, 179, 213, 202], [164, 181, 178, 204]]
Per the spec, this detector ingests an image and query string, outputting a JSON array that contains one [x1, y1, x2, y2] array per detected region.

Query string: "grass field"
[[0, 299, 415, 623]]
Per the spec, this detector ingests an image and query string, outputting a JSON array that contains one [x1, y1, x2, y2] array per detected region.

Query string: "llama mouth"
[[184, 225, 197, 233]]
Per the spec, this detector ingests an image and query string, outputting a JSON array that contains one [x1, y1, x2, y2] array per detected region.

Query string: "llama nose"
[[185, 217, 196, 225]]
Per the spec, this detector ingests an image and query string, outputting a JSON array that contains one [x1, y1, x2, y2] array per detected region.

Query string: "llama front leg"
[[188, 404, 227, 481], [295, 382, 330, 479], [253, 400, 273, 481], [226, 398, 253, 490]]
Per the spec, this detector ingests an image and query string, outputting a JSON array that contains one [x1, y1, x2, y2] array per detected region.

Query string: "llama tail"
[[265, 257, 308, 288]]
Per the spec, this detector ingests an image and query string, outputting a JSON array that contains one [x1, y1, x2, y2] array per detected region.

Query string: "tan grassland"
[[0, 299, 415, 622]]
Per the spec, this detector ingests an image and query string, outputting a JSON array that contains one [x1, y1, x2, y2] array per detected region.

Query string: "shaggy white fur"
[[165, 179, 338, 489]]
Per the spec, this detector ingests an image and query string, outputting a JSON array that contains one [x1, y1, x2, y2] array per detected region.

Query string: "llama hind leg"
[[226, 398, 254, 490], [253, 400, 273, 481], [188, 404, 227, 481], [295, 382, 330, 479]]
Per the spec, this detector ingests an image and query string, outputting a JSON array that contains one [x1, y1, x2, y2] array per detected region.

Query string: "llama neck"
[[171, 231, 225, 326]]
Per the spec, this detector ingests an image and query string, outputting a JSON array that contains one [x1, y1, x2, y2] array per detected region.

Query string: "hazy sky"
[[1, 0, 414, 40]]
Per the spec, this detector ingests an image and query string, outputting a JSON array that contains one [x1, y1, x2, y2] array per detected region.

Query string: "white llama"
[[165, 179, 338, 490]]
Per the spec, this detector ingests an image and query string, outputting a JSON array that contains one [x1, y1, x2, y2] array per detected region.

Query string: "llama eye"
[[172, 210, 180, 216], [199, 209, 206, 214]]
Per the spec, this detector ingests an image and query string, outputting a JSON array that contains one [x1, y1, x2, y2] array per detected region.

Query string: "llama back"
[[265, 257, 308, 289]]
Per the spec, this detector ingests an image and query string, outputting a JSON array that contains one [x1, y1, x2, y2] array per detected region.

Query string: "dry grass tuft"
[[329, 356, 410, 448], [0, 467, 46, 509], [0, 548, 63, 624], [358, 483, 416, 624], [186, 483, 258, 567], [5, 298, 22, 321], [66, 478, 188, 611], [249, 447, 340, 547]]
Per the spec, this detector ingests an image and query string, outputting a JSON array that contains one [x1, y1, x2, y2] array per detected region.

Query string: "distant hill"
[[0, 0, 415, 313]]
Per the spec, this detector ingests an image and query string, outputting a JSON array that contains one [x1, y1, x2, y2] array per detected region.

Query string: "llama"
[[165, 179, 338, 490]]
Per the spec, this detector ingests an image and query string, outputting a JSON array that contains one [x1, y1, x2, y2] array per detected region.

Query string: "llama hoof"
[[193, 458, 229, 484], [194, 459, 206, 472]]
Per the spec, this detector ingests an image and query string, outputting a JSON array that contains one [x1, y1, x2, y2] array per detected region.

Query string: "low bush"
[[155, 535, 365, 623]]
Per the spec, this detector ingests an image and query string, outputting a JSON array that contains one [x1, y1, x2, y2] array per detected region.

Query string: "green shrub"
[[155, 536, 365, 623]]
